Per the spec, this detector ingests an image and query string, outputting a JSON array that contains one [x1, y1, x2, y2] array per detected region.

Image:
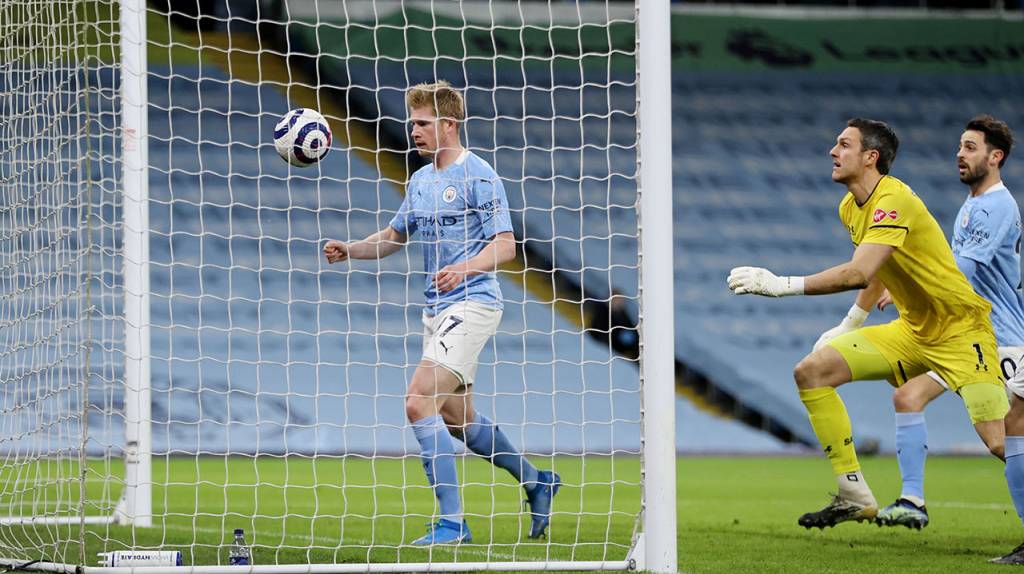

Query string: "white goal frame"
[[0, 0, 676, 571]]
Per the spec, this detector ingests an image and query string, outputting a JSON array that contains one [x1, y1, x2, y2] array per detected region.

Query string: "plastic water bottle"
[[228, 529, 251, 566]]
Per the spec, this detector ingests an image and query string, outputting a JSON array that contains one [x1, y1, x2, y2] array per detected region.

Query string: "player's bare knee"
[[793, 356, 815, 389], [405, 383, 435, 422], [975, 417, 1007, 461], [405, 396, 431, 423], [892, 386, 926, 413], [990, 439, 1006, 461], [794, 353, 835, 389]]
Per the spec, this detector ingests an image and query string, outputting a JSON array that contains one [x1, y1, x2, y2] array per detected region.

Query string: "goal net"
[[0, 0, 675, 572]]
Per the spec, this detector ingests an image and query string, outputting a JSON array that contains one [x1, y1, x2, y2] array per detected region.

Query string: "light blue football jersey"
[[951, 182, 1024, 347], [389, 150, 514, 315]]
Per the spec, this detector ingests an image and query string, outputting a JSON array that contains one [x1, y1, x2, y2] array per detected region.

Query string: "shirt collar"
[[430, 149, 469, 174], [978, 181, 1007, 196]]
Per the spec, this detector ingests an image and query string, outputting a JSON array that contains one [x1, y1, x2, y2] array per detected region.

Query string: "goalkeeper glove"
[[727, 267, 804, 298], [812, 304, 870, 352]]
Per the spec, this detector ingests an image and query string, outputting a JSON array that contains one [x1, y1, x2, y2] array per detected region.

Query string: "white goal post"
[[0, 0, 675, 572]]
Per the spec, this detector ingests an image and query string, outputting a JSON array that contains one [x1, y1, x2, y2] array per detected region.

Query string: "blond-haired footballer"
[[324, 81, 559, 545]]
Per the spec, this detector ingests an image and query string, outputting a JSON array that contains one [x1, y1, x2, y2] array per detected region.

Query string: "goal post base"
[[627, 532, 645, 572], [112, 490, 151, 527]]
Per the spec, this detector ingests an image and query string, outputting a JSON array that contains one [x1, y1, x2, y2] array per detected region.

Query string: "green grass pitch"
[[2, 455, 1019, 573]]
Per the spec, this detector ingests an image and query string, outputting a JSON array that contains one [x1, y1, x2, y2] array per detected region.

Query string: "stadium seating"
[[353, 63, 1024, 451], [132, 65, 679, 456], [62, 60, 1024, 455], [674, 72, 1024, 451], [132, 62, 794, 455]]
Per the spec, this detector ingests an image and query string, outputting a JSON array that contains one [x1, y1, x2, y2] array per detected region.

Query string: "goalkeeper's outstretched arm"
[[803, 243, 894, 295], [727, 242, 894, 298], [323, 226, 408, 264]]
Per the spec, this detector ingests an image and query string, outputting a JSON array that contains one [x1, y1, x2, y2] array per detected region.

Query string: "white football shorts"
[[928, 345, 1024, 398], [421, 300, 502, 386]]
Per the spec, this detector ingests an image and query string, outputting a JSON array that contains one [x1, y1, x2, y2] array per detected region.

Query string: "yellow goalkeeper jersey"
[[839, 175, 992, 343]]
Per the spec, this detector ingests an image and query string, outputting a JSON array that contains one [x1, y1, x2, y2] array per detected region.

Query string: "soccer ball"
[[273, 108, 332, 167]]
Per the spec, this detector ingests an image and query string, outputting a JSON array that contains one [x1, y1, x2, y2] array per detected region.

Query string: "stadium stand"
[[331, 57, 1024, 451], [675, 72, 1024, 452], [126, 65, 788, 455], [81, 29, 1024, 455], [142, 66, 540, 454]]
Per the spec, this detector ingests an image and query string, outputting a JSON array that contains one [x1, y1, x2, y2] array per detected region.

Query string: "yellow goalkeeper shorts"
[[828, 320, 1007, 424]]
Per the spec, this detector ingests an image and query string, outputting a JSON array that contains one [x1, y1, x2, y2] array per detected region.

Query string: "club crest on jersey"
[[962, 212, 970, 228], [442, 186, 458, 203], [873, 209, 898, 223]]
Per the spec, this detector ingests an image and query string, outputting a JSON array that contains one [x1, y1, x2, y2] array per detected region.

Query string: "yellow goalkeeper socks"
[[799, 387, 860, 476], [799, 387, 875, 504]]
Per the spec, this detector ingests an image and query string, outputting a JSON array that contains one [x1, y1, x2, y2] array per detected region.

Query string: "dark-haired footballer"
[[727, 118, 1006, 530]]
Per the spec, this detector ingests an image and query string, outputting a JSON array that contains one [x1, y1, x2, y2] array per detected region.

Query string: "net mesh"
[[0, 1, 643, 568], [0, 0, 122, 563]]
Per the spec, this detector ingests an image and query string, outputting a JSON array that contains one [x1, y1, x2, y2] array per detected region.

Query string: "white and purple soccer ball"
[[273, 108, 332, 167]]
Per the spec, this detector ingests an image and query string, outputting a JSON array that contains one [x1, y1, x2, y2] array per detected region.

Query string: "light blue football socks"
[[413, 415, 462, 523], [1005, 435, 1024, 523], [895, 411, 928, 502], [465, 412, 540, 490]]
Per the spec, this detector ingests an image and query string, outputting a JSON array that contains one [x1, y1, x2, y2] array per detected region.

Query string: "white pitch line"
[[162, 523, 536, 562], [930, 501, 1015, 511]]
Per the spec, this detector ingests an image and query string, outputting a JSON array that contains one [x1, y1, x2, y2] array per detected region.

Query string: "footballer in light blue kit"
[[323, 81, 559, 546], [870, 117, 1024, 558], [950, 184, 1024, 357], [390, 149, 512, 316]]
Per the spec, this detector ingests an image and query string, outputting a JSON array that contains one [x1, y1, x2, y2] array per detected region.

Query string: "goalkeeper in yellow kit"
[[727, 118, 1008, 528]]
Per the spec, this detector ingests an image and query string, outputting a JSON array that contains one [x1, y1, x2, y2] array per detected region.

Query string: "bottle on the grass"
[[228, 528, 251, 565]]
